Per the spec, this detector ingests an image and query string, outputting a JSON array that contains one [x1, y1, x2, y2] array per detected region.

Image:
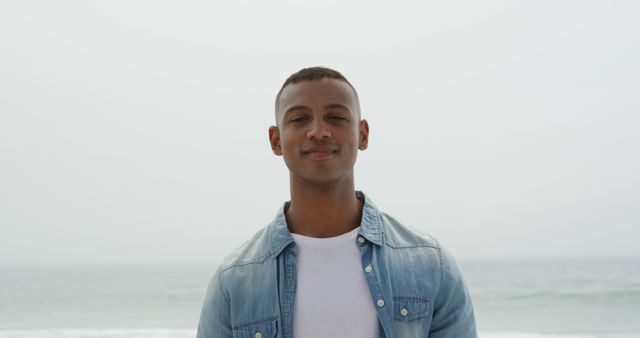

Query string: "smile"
[[302, 147, 338, 159]]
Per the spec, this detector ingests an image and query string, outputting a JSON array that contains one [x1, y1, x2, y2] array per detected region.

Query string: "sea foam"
[[0, 329, 196, 338], [1, 330, 638, 338]]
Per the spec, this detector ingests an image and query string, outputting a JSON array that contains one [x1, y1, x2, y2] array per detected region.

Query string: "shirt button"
[[364, 265, 373, 273], [377, 299, 385, 307], [400, 307, 409, 316], [255, 332, 262, 338], [357, 236, 365, 243]]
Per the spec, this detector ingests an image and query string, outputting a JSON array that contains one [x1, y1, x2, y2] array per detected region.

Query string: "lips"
[[302, 146, 338, 158]]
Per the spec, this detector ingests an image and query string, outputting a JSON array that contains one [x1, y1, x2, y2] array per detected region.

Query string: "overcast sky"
[[1, 0, 638, 265]]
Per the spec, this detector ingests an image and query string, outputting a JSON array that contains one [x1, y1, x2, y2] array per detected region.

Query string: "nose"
[[306, 119, 331, 139]]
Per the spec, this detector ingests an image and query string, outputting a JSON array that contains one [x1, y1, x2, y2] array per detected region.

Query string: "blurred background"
[[1, 1, 638, 337]]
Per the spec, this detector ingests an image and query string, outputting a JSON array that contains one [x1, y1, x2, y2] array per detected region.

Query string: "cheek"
[[345, 130, 361, 148], [279, 134, 300, 158]]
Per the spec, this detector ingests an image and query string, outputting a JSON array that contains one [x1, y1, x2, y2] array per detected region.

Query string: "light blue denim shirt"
[[197, 191, 477, 338]]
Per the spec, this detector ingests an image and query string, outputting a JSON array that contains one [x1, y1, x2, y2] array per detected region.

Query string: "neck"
[[285, 174, 363, 238]]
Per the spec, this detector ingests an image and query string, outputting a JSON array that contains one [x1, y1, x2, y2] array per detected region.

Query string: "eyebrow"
[[284, 103, 351, 116], [325, 103, 351, 112], [284, 105, 311, 116]]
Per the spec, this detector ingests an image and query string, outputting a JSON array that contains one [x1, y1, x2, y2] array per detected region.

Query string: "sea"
[[1, 257, 638, 338]]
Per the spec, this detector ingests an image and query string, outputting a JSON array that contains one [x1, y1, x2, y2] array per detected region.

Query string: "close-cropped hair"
[[274, 66, 360, 114]]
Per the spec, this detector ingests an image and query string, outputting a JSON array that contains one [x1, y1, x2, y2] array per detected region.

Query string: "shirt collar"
[[270, 190, 384, 257]]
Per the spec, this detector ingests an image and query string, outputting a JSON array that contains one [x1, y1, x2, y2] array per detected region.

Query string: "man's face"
[[269, 78, 369, 185]]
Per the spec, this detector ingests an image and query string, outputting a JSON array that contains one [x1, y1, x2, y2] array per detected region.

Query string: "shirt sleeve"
[[428, 245, 478, 338], [196, 267, 233, 338]]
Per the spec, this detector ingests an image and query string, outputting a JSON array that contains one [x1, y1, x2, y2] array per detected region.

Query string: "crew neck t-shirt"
[[290, 226, 379, 337]]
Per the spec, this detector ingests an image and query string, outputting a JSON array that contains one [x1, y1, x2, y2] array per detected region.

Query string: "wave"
[[483, 332, 640, 338], [0, 329, 196, 338], [0, 330, 638, 338]]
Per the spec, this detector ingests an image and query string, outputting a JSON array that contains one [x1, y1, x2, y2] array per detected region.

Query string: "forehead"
[[278, 78, 358, 114]]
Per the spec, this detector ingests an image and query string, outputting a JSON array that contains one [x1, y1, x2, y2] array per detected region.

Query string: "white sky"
[[1, 0, 639, 265]]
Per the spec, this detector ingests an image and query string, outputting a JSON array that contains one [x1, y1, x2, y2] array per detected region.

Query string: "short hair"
[[274, 66, 360, 116]]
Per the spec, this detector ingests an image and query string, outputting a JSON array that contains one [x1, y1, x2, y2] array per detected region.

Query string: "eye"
[[290, 115, 309, 123], [328, 115, 347, 121]]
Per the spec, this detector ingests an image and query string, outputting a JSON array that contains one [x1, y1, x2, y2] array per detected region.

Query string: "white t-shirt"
[[291, 226, 379, 337]]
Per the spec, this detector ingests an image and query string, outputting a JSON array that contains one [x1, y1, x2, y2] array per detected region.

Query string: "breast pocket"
[[392, 296, 431, 337], [232, 317, 278, 338]]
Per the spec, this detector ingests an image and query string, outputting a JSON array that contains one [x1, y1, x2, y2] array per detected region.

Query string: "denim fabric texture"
[[197, 191, 477, 338]]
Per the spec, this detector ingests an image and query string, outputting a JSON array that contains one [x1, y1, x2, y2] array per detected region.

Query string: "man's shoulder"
[[217, 224, 275, 274], [213, 203, 443, 273], [379, 211, 440, 250]]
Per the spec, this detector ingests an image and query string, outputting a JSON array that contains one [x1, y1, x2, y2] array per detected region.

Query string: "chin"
[[299, 170, 353, 186]]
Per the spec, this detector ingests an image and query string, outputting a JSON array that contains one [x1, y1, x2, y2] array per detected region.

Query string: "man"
[[197, 67, 477, 338]]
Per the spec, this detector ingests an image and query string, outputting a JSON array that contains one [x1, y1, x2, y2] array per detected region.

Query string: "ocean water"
[[1, 258, 638, 338], [461, 257, 640, 337]]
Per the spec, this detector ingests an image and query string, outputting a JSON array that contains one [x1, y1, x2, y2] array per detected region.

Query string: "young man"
[[197, 67, 477, 338]]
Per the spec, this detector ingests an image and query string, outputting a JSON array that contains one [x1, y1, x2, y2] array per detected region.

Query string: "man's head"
[[274, 67, 360, 119], [269, 67, 369, 185]]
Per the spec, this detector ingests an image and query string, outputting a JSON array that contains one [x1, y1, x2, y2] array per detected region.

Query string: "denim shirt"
[[197, 192, 477, 338]]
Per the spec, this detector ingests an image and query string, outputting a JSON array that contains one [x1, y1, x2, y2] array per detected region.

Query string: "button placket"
[[282, 249, 297, 338], [359, 239, 392, 338]]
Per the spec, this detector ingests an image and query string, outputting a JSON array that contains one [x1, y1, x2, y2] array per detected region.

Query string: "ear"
[[269, 126, 283, 156], [358, 119, 369, 150]]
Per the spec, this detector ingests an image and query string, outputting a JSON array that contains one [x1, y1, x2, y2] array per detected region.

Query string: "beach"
[[1, 258, 638, 337]]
